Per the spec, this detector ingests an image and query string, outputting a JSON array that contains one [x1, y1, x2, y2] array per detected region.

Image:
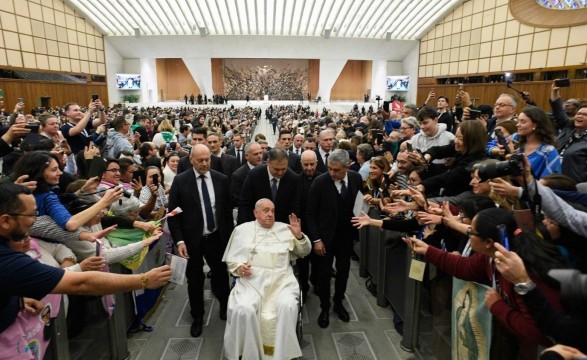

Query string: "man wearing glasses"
[[0, 183, 171, 334], [486, 94, 518, 138]]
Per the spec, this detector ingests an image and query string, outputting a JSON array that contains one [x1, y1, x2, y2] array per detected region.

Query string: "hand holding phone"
[[554, 78, 570, 88]]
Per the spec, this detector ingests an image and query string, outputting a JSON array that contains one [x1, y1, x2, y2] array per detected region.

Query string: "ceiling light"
[[323, 28, 331, 39]]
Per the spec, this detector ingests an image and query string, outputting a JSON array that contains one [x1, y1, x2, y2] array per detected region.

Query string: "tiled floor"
[[119, 259, 416, 360]]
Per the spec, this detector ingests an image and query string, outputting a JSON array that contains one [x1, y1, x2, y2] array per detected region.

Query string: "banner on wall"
[[451, 278, 492, 360]]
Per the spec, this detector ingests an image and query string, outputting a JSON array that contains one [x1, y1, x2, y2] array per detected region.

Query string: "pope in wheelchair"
[[222, 198, 311, 360]]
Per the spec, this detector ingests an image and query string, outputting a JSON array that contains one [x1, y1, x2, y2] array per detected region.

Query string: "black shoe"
[[333, 302, 350, 322], [190, 319, 203, 337], [318, 309, 330, 328]]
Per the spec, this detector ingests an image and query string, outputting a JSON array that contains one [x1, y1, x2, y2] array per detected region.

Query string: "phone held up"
[[92, 94, 99, 102], [152, 173, 159, 186], [554, 78, 570, 88]]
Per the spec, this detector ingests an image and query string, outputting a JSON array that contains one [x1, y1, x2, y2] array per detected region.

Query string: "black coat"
[[167, 169, 233, 250], [237, 164, 298, 224], [306, 171, 362, 248]]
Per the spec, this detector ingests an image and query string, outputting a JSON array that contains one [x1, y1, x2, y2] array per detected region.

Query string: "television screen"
[[116, 74, 141, 90], [386, 75, 409, 91]]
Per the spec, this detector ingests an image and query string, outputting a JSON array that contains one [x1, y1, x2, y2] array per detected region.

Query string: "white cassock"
[[222, 220, 311, 360]]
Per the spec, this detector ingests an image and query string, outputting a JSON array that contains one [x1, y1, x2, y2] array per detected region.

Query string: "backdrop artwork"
[[222, 59, 309, 100]]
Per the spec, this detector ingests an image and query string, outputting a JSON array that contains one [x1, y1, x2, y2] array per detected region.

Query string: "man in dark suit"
[[306, 149, 362, 328], [296, 150, 322, 302], [230, 142, 263, 207], [168, 144, 234, 338], [207, 132, 239, 182], [177, 128, 223, 174], [226, 132, 246, 167], [237, 147, 298, 225], [315, 129, 335, 173], [262, 130, 302, 173]]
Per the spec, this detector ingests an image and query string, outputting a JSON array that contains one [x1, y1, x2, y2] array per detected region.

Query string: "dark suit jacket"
[[167, 169, 234, 251], [226, 146, 246, 167], [230, 163, 252, 207], [306, 171, 362, 248], [296, 171, 322, 233], [315, 149, 328, 173], [177, 154, 223, 174], [219, 153, 239, 181], [237, 164, 298, 225]]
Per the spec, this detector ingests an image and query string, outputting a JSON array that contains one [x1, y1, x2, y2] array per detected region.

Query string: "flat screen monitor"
[[116, 73, 141, 90], [386, 75, 409, 91]]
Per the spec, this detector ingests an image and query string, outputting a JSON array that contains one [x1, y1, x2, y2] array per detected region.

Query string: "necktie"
[[271, 178, 278, 201], [237, 148, 241, 163], [199, 175, 215, 232], [324, 153, 329, 165], [296, 148, 300, 155], [340, 179, 348, 198]]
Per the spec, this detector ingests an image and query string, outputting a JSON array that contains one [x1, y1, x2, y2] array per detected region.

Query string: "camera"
[[549, 269, 587, 320], [494, 128, 511, 155], [118, 184, 132, 198], [477, 153, 524, 181]]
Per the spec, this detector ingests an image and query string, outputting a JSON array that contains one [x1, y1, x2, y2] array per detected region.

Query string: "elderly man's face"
[[254, 199, 275, 228]]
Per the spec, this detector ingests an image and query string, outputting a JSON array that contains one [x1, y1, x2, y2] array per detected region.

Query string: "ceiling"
[[67, 0, 463, 41]]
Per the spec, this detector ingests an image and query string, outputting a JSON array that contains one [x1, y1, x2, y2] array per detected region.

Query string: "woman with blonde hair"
[[152, 118, 177, 147]]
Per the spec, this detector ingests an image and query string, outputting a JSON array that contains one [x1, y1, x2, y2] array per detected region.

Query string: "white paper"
[[166, 253, 187, 285], [353, 191, 369, 216]]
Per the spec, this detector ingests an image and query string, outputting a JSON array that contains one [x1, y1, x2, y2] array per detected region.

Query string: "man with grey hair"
[[231, 142, 263, 207], [315, 129, 335, 173], [238, 147, 298, 224], [356, 143, 374, 181], [401, 103, 418, 119], [306, 149, 362, 328], [486, 93, 518, 138]]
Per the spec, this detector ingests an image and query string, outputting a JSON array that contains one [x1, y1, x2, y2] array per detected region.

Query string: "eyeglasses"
[[494, 103, 513, 108], [7, 210, 39, 218], [104, 168, 121, 173]]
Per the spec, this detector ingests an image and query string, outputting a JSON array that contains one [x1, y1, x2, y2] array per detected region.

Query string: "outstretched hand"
[[351, 211, 371, 229], [288, 213, 303, 239]]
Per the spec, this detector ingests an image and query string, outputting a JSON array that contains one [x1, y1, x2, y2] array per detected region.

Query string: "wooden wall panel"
[[155, 58, 200, 102], [416, 79, 587, 113], [308, 59, 320, 99], [331, 60, 372, 101], [211, 58, 224, 94], [0, 79, 107, 109]]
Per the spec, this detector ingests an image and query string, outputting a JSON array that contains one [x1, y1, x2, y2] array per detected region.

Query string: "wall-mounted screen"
[[386, 75, 409, 91], [116, 74, 141, 90]]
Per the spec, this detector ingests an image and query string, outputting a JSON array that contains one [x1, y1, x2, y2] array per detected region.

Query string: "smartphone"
[[554, 78, 570, 88], [152, 173, 159, 186], [133, 169, 146, 185], [169, 142, 177, 150], [16, 97, 24, 104], [25, 123, 40, 133], [166, 143, 172, 151], [92, 94, 99, 101], [406, 142, 413, 152], [95, 239, 102, 256], [469, 109, 481, 120], [497, 224, 510, 251], [376, 132, 384, 144]]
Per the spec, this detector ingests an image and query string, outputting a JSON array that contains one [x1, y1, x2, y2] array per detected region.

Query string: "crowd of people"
[[0, 78, 586, 359]]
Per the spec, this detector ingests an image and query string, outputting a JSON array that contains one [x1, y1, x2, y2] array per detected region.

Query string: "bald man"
[[168, 144, 234, 338]]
